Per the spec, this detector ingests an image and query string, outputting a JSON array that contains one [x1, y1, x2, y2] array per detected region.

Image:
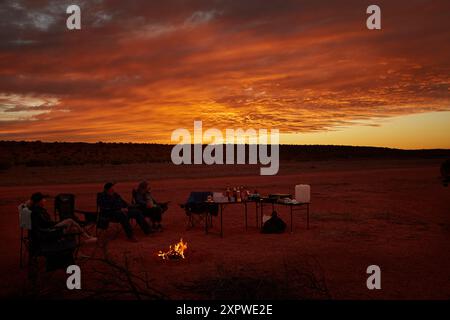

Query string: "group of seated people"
[[28, 192, 98, 244], [27, 180, 168, 244]]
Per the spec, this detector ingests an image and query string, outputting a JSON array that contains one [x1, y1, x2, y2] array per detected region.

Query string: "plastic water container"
[[295, 185, 311, 203], [213, 192, 228, 203]]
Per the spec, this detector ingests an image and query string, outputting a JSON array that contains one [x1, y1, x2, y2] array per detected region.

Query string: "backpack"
[[262, 214, 286, 234]]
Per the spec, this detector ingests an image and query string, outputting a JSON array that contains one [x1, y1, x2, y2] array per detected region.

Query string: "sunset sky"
[[0, 0, 449, 148]]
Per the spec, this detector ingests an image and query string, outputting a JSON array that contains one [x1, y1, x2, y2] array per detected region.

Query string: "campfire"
[[157, 238, 188, 260]]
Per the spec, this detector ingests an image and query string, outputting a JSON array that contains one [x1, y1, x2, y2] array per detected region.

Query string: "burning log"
[[158, 238, 188, 260]]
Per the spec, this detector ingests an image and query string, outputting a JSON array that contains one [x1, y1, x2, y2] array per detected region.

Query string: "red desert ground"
[[0, 142, 449, 299]]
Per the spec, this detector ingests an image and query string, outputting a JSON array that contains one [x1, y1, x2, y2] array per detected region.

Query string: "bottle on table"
[[241, 186, 248, 201]]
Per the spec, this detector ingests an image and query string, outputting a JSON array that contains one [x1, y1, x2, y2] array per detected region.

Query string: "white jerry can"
[[295, 184, 311, 203]]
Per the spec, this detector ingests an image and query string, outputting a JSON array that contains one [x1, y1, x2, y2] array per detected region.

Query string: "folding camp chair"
[[54, 193, 97, 233], [18, 203, 79, 272], [131, 189, 170, 221], [181, 192, 218, 229], [96, 192, 128, 236], [18, 203, 32, 268]]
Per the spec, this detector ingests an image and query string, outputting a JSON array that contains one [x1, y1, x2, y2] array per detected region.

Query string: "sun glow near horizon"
[[281, 111, 450, 149]]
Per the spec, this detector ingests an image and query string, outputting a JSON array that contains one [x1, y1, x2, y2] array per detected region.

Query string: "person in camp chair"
[[134, 180, 168, 231], [29, 192, 97, 244], [98, 182, 151, 242]]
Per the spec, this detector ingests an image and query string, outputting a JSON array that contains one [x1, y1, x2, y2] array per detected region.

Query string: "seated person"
[[29, 192, 97, 244], [98, 182, 151, 241], [134, 180, 168, 230]]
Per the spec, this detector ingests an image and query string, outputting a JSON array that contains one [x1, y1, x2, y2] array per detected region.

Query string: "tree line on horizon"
[[0, 140, 449, 169]]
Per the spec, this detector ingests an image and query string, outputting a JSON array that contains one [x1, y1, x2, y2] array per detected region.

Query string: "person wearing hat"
[[29, 192, 97, 243], [98, 182, 151, 242], [134, 180, 168, 231]]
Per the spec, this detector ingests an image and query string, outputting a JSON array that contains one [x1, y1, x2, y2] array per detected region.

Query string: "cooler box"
[[295, 185, 310, 203]]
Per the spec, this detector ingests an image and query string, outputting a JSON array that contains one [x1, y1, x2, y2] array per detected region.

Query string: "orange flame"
[[157, 238, 188, 260]]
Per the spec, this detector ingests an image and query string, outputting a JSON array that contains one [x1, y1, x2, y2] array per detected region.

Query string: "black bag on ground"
[[261, 212, 286, 234]]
